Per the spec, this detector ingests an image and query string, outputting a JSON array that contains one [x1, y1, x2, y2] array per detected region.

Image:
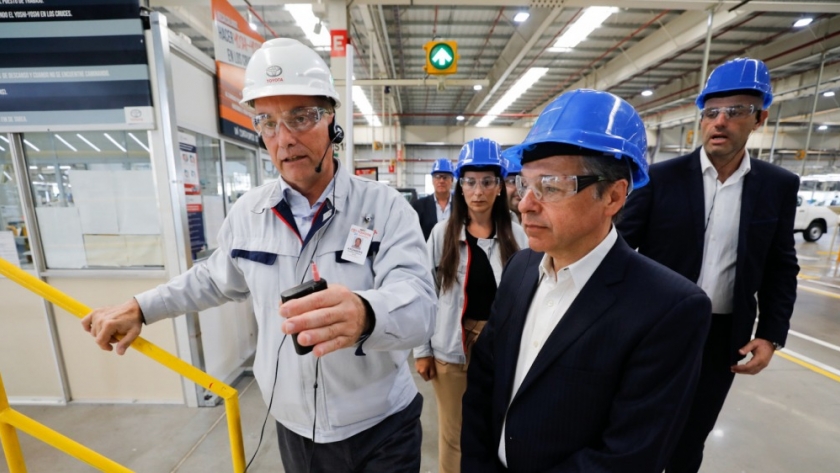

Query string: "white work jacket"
[[136, 161, 436, 443], [414, 221, 527, 363]]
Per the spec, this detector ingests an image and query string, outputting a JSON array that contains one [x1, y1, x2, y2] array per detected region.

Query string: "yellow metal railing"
[[0, 372, 133, 472], [0, 257, 246, 473]]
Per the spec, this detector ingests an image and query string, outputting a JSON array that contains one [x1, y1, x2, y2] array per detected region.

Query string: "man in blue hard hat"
[[413, 158, 455, 240], [618, 57, 800, 473], [461, 89, 711, 472]]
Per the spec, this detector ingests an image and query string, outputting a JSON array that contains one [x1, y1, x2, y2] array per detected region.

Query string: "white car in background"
[[795, 196, 840, 242]]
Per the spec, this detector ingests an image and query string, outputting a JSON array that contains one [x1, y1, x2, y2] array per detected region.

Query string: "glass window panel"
[[260, 151, 278, 184], [0, 135, 33, 269], [223, 141, 256, 208], [187, 130, 222, 256], [24, 131, 161, 269]]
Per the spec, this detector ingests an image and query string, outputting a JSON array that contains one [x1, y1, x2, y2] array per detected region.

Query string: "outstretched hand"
[[280, 284, 369, 357]]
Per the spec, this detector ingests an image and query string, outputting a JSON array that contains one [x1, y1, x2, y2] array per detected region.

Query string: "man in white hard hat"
[[82, 38, 436, 472]]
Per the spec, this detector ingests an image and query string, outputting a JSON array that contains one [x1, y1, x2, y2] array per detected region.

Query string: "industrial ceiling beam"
[[336, 79, 490, 86], [461, 7, 563, 124], [513, 8, 745, 127]]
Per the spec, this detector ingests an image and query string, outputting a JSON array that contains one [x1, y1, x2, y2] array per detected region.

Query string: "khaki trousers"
[[431, 319, 486, 473]]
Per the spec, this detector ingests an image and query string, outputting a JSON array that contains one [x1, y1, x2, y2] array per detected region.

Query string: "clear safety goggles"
[[700, 104, 758, 121], [252, 107, 330, 138], [459, 176, 500, 191], [515, 174, 606, 203]]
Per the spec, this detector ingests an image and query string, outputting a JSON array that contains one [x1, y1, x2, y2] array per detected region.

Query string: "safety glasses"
[[515, 174, 606, 202], [700, 104, 758, 121], [459, 176, 500, 190], [252, 107, 330, 138]]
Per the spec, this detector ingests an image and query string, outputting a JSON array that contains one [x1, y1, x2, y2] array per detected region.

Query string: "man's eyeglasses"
[[459, 176, 500, 190], [432, 174, 453, 181], [700, 104, 758, 121], [252, 107, 330, 138], [515, 175, 606, 203]]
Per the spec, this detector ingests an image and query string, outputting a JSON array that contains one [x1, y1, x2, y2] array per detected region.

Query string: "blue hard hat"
[[455, 138, 507, 179], [502, 89, 649, 190], [696, 58, 772, 109], [431, 158, 455, 175], [503, 157, 522, 176]]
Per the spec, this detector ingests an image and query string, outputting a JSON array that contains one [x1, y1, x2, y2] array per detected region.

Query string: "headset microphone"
[[314, 142, 331, 174], [315, 119, 344, 173]]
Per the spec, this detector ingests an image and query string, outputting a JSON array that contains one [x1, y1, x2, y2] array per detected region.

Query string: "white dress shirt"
[[696, 148, 751, 314], [498, 226, 618, 466], [279, 176, 336, 238], [435, 193, 452, 222]]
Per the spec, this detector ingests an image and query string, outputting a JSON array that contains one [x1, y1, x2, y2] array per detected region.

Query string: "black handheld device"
[[281, 278, 328, 355]]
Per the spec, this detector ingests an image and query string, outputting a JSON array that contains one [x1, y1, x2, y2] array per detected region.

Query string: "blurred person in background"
[[413, 158, 456, 240], [503, 158, 522, 223], [415, 138, 528, 473]]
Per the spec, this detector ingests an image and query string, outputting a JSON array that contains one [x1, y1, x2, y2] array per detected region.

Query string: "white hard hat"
[[240, 38, 341, 108]]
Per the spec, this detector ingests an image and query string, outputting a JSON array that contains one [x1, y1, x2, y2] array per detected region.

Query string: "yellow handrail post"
[[225, 394, 246, 472], [0, 257, 246, 472], [0, 373, 28, 473]]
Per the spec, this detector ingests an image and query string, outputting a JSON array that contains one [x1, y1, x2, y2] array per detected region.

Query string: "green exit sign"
[[424, 41, 458, 75]]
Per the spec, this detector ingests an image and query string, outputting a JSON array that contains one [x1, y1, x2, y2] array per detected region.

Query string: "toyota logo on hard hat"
[[266, 66, 283, 77]]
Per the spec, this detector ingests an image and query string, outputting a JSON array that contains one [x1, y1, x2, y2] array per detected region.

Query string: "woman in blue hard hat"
[[414, 137, 528, 473]]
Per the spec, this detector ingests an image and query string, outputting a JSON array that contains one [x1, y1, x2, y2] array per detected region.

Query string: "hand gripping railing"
[[0, 257, 246, 473]]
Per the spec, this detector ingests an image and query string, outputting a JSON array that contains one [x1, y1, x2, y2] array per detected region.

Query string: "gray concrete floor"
[[2, 230, 839, 473]]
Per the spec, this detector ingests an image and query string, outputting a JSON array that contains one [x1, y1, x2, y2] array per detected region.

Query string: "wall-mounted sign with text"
[[0, 0, 154, 132], [211, 0, 264, 146]]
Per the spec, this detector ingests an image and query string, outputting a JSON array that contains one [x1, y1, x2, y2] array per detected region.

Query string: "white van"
[[795, 195, 840, 241], [798, 174, 840, 207]]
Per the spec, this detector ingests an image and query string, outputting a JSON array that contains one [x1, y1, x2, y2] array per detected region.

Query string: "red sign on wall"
[[331, 29, 348, 57]]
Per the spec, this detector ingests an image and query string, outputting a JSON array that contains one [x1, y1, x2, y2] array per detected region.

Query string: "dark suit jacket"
[[411, 194, 448, 240], [461, 237, 711, 473], [617, 148, 799, 359]]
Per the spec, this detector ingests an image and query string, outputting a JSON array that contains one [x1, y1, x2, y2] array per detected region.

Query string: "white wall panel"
[[171, 52, 218, 138]]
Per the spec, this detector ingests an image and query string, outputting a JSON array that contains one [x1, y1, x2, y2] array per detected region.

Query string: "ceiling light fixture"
[[823, 91, 835, 97], [818, 125, 828, 130], [128, 132, 150, 152], [473, 84, 483, 91], [793, 18, 813, 28], [285, 4, 331, 48], [23, 139, 40, 152], [352, 86, 383, 127], [641, 89, 653, 97], [103, 133, 127, 152], [514, 12, 530, 23], [550, 7, 617, 52], [0, 144, 5, 152], [76, 133, 101, 152], [0, 135, 9, 144], [54, 134, 78, 152], [456, 115, 465, 121], [477, 67, 548, 127]]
